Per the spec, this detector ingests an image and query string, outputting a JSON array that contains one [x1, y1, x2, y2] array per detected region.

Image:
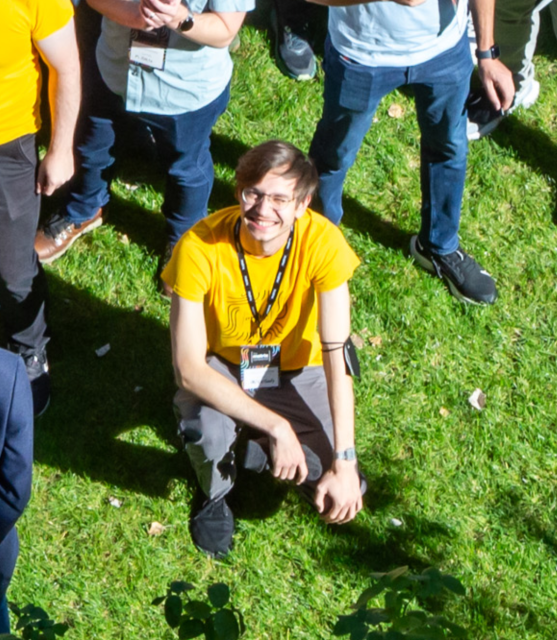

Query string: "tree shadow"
[[489, 117, 557, 224]]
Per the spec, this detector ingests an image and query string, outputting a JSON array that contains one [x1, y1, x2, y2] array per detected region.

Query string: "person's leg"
[[173, 356, 241, 556], [309, 36, 404, 225], [34, 57, 121, 264], [495, 0, 546, 100], [412, 33, 473, 256], [174, 356, 240, 501], [411, 35, 497, 303], [141, 85, 230, 247], [0, 135, 50, 414]]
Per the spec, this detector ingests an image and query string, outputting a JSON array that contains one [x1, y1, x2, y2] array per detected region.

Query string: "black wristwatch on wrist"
[[476, 44, 500, 60], [178, 0, 194, 32]]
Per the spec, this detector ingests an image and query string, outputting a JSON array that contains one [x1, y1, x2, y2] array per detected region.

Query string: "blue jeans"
[[66, 59, 230, 246], [309, 33, 473, 255]]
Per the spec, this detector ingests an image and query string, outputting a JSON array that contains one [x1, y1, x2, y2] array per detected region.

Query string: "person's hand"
[[269, 422, 308, 484], [314, 460, 362, 524], [36, 149, 74, 196], [479, 59, 515, 112], [140, 0, 183, 30]]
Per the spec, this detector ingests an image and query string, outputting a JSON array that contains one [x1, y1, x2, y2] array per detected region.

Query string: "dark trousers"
[[0, 135, 49, 353], [65, 54, 230, 246]]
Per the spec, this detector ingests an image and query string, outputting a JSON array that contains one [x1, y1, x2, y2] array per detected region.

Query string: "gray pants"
[[174, 356, 334, 501]]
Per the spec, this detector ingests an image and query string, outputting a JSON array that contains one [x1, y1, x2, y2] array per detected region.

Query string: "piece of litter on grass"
[[108, 496, 122, 508], [390, 518, 403, 527], [119, 234, 130, 245], [468, 388, 486, 411], [148, 521, 166, 536], [369, 335, 382, 348], [350, 333, 365, 349], [375, 354, 382, 361], [122, 182, 139, 191], [134, 386, 143, 393], [388, 103, 404, 118], [439, 406, 450, 418], [95, 344, 111, 358]]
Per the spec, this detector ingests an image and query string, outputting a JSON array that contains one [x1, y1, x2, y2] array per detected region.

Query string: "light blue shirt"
[[329, 0, 468, 68], [96, 0, 254, 115]]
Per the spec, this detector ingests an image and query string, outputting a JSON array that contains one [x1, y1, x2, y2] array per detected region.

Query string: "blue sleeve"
[[0, 356, 33, 544]]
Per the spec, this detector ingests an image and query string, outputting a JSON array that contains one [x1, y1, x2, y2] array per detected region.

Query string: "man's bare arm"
[[469, 0, 514, 111], [314, 282, 363, 525], [34, 19, 81, 196], [170, 294, 308, 482], [140, 0, 246, 48]]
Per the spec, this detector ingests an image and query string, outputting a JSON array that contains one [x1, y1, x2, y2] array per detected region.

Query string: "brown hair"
[[235, 140, 319, 204]]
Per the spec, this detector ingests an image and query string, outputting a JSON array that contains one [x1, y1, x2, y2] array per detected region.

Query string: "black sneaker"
[[466, 89, 504, 141], [272, 17, 316, 81], [8, 345, 51, 416], [410, 236, 497, 304], [190, 497, 234, 558]]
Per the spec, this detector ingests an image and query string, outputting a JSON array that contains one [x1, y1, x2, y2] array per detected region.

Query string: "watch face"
[[180, 16, 194, 32]]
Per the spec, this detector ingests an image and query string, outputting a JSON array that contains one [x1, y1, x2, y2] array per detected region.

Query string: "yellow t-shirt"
[[0, 0, 74, 145], [163, 206, 361, 370]]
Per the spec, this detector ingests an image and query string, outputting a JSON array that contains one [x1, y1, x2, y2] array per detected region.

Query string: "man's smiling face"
[[238, 168, 310, 257]]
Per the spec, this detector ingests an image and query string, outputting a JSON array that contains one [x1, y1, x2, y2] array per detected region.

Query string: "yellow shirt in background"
[[0, 0, 74, 145], [163, 206, 361, 371]]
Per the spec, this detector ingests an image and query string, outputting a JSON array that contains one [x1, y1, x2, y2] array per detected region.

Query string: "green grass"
[[14, 8, 557, 640]]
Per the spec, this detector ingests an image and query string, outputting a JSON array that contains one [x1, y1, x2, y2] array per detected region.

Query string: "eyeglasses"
[[241, 188, 295, 211]]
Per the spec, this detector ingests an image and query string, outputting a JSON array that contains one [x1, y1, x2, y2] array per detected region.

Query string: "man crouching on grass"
[[162, 140, 365, 557]]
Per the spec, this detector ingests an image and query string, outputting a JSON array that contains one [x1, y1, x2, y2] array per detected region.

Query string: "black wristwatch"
[[178, 0, 195, 32], [476, 44, 500, 60]]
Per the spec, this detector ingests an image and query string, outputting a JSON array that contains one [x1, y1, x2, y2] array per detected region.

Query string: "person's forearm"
[[322, 349, 356, 454], [469, 0, 495, 50], [87, 0, 146, 29], [47, 50, 80, 158], [175, 358, 290, 439]]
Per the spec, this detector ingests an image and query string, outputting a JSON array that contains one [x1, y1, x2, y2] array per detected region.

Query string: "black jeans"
[[0, 134, 49, 353]]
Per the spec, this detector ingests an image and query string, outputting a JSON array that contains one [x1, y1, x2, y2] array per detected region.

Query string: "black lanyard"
[[234, 217, 294, 341]]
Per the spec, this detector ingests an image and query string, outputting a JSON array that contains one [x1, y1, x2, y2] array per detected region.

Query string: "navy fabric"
[[0, 349, 34, 629], [310, 32, 473, 255]]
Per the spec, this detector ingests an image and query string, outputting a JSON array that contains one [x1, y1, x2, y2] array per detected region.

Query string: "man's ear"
[[294, 194, 312, 219]]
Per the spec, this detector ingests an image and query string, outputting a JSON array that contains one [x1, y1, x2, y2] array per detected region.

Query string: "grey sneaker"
[[272, 15, 316, 81], [410, 236, 497, 304]]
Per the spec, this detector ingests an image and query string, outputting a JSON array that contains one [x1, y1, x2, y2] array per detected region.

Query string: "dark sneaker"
[[467, 81, 539, 141], [35, 208, 103, 264], [8, 345, 51, 417], [466, 89, 504, 141], [410, 236, 497, 304], [273, 20, 316, 81], [190, 497, 234, 558]]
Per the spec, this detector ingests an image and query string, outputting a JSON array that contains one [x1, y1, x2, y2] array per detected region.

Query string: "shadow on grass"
[[490, 117, 557, 224], [35, 273, 191, 498]]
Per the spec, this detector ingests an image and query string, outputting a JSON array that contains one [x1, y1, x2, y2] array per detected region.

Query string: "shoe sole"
[[409, 236, 492, 305], [40, 216, 103, 265]]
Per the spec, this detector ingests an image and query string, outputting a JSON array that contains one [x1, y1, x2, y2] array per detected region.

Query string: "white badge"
[[129, 28, 169, 71], [240, 345, 281, 390]]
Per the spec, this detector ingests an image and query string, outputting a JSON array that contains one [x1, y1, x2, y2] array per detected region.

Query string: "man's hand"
[[269, 422, 309, 484], [140, 0, 183, 30], [36, 150, 74, 196], [314, 460, 362, 524], [478, 59, 515, 112]]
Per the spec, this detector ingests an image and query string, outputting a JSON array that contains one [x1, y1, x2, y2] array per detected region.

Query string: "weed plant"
[[12, 7, 557, 640]]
